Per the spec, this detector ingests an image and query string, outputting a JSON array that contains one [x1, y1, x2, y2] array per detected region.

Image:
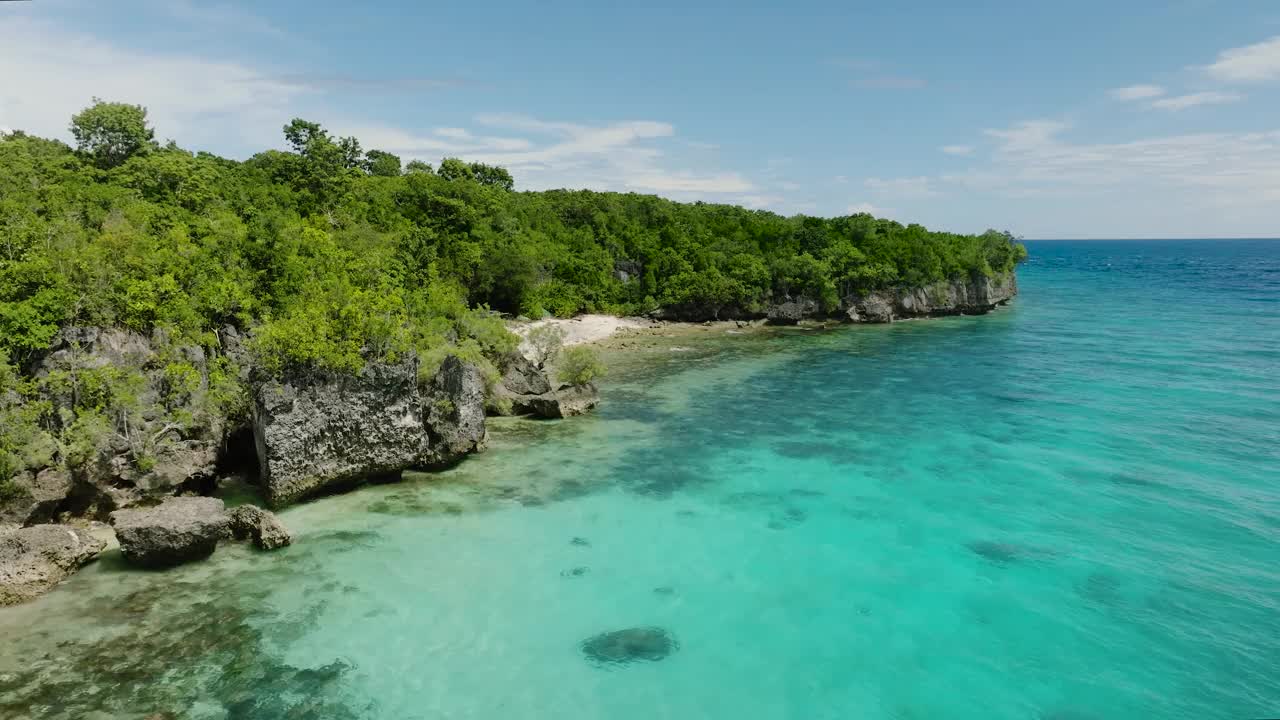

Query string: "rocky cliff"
[[1, 327, 245, 526], [842, 270, 1018, 323], [252, 354, 488, 507]]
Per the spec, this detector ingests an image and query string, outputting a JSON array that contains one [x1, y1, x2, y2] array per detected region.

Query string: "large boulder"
[[109, 496, 231, 568], [523, 384, 600, 419], [253, 354, 488, 506], [496, 352, 552, 398], [0, 524, 106, 605], [422, 355, 488, 466], [254, 357, 428, 506], [228, 504, 291, 550]]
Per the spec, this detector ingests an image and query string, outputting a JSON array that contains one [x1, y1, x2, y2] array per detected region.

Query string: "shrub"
[[525, 323, 566, 368], [556, 346, 605, 387]]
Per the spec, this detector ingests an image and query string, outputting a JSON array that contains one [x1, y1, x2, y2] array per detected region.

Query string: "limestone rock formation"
[[421, 355, 488, 467], [766, 296, 820, 325], [228, 504, 292, 550], [0, 524, 106, 605], [109, 496, 231, 567], [0, 468, 73, 526], [253, 357, 428, 507], [0, 326, 241, 524], [844, 270, 1017, 323], [523, 384, 600, 418], [253, 354, 489, 506]]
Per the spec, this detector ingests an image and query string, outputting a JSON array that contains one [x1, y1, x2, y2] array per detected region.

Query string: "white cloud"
[[1109, 84, 1166, 101], [865, 176, 939, 197], [1205, 35, 1280, 83], [846, 202, 894, 217], [1, 16, 761, 204], [1150, 91, 1244, 110], [948, 119, 1280, 206], [738, 195, 785, 209], [0, 17, 307, 151], [941, 144, 973, 156], [834, 175, 849, 183], [624, 172, 754, 193]]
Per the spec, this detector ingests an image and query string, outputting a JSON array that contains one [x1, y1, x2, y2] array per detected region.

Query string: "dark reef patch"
[[560, 566, 590, 578], [580, 627, 679, 666], [0, 560, 370, 719], [968, 540, 1055, 564], [570, 536, 591, 547], [771, 439, 860, 464]]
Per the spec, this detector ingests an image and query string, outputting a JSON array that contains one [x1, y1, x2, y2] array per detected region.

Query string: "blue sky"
[[2, 0, 1279, 238]]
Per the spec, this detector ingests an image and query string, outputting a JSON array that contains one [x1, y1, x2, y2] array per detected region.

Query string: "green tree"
[[69, 99, 155, 169], [364, 150, 402, 177]]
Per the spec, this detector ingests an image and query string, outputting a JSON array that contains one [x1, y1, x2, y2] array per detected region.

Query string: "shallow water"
[[2, 239, 1278, 719]]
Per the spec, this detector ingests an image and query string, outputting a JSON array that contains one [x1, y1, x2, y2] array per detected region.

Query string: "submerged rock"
[[580, 627, 678, 665], [110, 496, 231, 568], [968, 540, 1054, 564], [228, 504, 292, 550], [0, 524, 106, 605]]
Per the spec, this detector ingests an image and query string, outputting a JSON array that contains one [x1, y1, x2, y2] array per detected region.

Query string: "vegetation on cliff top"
[[0, 100, 1024, 488], [2, 100, 1025, 368]]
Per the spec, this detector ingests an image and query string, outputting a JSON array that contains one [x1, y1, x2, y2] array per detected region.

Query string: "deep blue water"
[[0, 239, 1277, 719]]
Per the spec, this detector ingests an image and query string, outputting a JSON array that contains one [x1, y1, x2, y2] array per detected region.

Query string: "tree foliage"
[[69, 99, 156, 169], [2, 100, 1027, 378]]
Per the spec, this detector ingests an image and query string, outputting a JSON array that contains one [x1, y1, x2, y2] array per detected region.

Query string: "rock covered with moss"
[[0, 326, 246, 525], [109, 496, 231, 567], [0, 524, 106, 605]]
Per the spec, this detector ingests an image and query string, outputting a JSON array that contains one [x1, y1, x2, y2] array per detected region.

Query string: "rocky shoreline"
[[0, 270, 1015, 604]]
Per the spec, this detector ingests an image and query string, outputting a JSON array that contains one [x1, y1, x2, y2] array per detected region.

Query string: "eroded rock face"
[[228, 504, 291, 550], [580, 627, 678, 666], [3, 327, 237, 522], [0, 524, 106, 605], [844, 270, 1017, 323], [492, 352, 552, 412], [0, 468, 73, 526], [253, 357, 429, 507], [523, 384, 600, 419], [422, 355, 488, 467], [766, 296, 820, 325], [253, 354, 489, 506], [109, 496, 230, 568]]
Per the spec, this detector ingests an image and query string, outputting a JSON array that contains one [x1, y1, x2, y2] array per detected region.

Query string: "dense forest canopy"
[[1, 100, 1026, 374]]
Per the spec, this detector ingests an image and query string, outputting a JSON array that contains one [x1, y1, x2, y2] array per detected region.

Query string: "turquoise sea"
[[1, 239, 1278, 719]]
